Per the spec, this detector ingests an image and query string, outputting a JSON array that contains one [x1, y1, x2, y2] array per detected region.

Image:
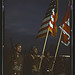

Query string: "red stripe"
[[36, 32, 47, 39], [36, 31, 51, 39], [50, 19, 54, 25], [41, 12, 55, 26], [43, 16, 49, 19], [52, 12, 53, 15], [41, 14, 55, 26], [43, 16, 47, 19], [52, 15, 54, 19], [38, 26, 49, 33], [52, 12, 55, 18], [41, 20, 50, 26], [43, 9, 55, 22], [49, 25, 53, 31]]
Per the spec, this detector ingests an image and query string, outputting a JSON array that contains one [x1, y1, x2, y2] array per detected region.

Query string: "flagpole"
[[51, 0, 71, 71], [39, 0, 59, 70], [39, 28, 49, 70], [51, 25, 64, 71], [50, 0, 59, 71]]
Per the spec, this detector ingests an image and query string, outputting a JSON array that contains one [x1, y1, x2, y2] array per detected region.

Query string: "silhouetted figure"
[[23, 46, 40, 75], [8, 43, 24, 75], [41, 50, 53, 75]]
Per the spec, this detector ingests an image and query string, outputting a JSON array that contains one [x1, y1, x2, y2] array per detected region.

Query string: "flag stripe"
[[52, 8, 55, 15], [49, 21, 53, 28], [40, 23, 49, 30], [59, 25, 70, 38], [48, 8, 55, 33], [42, 16, 50, 23], [36, 31, 51, 39], [39, 26, 49, 33], [49, 25, 53, 31], [38, 29, 48, 35], [61, 40, 70, 46], [41, 20, 50, 26], [51, 15, 54, 22], [36, 0, 57, 39], [51, 18, 54, 24], [36, 32, 47, 38]]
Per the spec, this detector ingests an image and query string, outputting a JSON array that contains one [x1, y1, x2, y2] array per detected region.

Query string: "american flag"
[[59, 3, 70, 46], [36, 0, 58, 39]]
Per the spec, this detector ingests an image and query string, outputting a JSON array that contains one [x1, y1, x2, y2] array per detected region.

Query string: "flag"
[[59, 3, 70, 46], [36, 0, 58, 39]]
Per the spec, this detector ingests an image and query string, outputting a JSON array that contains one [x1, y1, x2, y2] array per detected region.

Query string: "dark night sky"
[[4, 0, 71, 55]]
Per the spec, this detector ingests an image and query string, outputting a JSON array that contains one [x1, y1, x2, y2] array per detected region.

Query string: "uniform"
[[41, 56, 53, 75], [24, 54, 40, 75], [31, 54, 41, 75], [8, 51, 24, 75], [23, 46, 41, 75]]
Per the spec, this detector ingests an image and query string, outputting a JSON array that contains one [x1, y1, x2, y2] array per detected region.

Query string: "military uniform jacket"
[[24, 54, 40, 75], [41, 57, 53, 75], [8, 51, 24, 75]]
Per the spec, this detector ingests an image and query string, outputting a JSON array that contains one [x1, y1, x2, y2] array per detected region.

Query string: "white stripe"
[[61, 41, 70, 46], [42, 16, 51, 23], [51, 15, 54, 22], [49, 21, 53, 28], [59, 25, 70, 46], [65, 18, 70, 26], [52, 9, 55, 15], [38, 29, 48, 35], [49, 9, 55, 22], [40, 23, 48, 30], [59, 25, 70, 39], [42, 9, 55, 23]]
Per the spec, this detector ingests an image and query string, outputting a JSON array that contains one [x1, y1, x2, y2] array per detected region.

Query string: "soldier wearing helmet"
[[8, 43, 24, 75]]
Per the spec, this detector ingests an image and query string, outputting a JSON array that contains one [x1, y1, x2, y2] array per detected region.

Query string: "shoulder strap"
[[30, 54, 35, 59]]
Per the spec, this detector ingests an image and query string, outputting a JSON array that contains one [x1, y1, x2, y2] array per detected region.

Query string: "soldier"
[[24, 46, 40, 75], [41, 50, 53, 75], [8, 43, 24, 75]]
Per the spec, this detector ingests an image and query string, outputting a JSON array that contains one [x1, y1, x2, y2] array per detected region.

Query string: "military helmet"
[[14, 42, 21, 51], [30, 46, 37, 54], [15, 43, 21, 47]]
